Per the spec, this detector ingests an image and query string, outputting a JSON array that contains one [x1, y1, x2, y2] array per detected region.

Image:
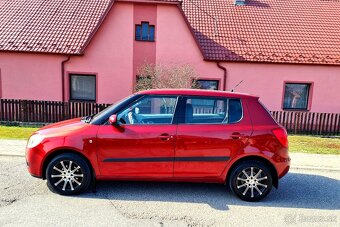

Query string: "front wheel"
[[229, 160, 273, 202], [46, 153, 92, 195]]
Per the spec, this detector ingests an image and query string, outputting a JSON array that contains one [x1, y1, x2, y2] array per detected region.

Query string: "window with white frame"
[[70, 74, 96, 102], [195, 79, 219, 90], [283, 83, 311, 110]]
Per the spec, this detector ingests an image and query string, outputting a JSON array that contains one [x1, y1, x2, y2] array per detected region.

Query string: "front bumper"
[[25, 145, 45, 178]]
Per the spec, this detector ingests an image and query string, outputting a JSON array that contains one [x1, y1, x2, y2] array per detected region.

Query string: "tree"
[[135, 63, 199, 92]]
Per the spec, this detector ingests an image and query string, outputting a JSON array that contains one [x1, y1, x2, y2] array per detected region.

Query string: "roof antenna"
[[230, 80, 244, 92]]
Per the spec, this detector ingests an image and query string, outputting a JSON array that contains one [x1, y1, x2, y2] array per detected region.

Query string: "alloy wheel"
[[50, 160, 84, 192], [236, 166, 269, 199]]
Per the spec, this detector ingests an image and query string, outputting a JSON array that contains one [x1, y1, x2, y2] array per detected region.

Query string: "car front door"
[[96, 95, 178, 178], [174, 96, 253, 178]]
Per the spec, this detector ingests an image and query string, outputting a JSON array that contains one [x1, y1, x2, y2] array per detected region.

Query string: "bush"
[[135, 63, 199, 92]]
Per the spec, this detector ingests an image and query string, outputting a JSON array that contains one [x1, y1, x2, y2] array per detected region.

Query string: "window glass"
[[149, 26, 155, 41], [135, 22, 155, 41], [135, 25, 141, 40], [283, 83, 310, 110], [141, 22, 149, 40], [228, 99, 243, 123], [70, 74, 96, 101], [117, 96, 177, 125], [184, 97, 242, 124], [195, 80, 219, 90]]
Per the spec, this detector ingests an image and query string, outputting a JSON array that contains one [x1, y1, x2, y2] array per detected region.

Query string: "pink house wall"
[[156, 4, 340, 113], [221, 62, 340, 113], [0, 2, 339, 113], [133, 4, 157, 88], [156, 4, 220, 79], [64, 2, 134, 103], [0, 52, 65, 101]]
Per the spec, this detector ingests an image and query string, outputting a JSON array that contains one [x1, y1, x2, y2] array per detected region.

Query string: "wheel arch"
[[225, 155, 279, 188], [41, 149, 95, 180]]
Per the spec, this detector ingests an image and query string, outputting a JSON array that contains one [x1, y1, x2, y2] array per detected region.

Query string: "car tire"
[[46, 153, 92, 195], [228, 160, 273, 202]]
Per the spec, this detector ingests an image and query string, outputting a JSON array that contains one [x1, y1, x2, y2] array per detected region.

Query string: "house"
[[0, 0, 339, 113]]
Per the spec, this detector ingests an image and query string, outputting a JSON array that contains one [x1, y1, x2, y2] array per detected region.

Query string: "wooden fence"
[[0, 99, 110, 123], [0, 98, 339, 135], [271, 111, 340, 136]]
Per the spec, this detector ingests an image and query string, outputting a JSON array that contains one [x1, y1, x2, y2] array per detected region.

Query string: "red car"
[[26, 89, 290, 201]]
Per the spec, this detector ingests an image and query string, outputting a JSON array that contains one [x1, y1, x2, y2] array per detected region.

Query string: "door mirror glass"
[[108, 114, 117, 125]]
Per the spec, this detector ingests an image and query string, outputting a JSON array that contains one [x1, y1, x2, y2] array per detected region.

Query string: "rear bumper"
[[276, 156, 291, 178], [279, 165, 290, 178]]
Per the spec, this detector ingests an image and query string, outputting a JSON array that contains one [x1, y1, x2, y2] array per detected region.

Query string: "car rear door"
[[174, 96, 253, 178], [96, 95, 178, 178]]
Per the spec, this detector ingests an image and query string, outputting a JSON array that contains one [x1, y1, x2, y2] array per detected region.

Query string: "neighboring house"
[[0, 0, 339, 113]]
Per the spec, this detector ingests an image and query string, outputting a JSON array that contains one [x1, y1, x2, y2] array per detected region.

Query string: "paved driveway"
[[0, 155, 339, 226]]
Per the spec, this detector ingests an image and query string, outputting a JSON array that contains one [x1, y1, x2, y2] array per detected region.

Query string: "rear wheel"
[[229, 160, 273, 202], [46, 153, 92, 195]]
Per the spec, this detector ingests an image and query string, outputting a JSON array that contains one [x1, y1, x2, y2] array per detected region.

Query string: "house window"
[[70, 74, 96, 101], [135, 22, 155, 41], [283, 83, 311, 110], [195, 80, 219, 90]]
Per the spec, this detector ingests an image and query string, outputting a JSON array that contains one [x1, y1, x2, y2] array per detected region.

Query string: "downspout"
[[217, 62, 227, 91], [61, 55, 71, 102]]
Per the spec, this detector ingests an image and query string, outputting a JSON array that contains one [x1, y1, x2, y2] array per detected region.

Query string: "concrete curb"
[[0, 154, 25, 157], [290, 166, 340, 172]]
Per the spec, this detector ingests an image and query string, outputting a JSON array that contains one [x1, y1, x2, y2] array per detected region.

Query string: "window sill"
[[282, 108, 310, 112], [70, 99, 97, 103], [135, 39, 155, 42]]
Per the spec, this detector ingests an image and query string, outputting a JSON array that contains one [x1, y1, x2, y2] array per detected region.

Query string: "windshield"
[[89, 94, 140, 125]]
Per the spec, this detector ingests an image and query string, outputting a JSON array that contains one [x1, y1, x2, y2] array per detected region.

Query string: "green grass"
[[0, 126, 38, 140], [0, 126, 339, 155], [289, 135, 340, 155]]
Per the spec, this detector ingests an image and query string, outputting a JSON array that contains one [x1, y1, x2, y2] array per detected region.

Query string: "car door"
[[96, 95, 178, 178], [174, 96, 253, 178]]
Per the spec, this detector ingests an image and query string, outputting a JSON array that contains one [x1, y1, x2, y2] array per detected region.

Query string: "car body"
[[26, 89, 290, 201]]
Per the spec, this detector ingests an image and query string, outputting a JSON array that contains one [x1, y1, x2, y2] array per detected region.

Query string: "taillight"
[[272, 127, 288, 148]]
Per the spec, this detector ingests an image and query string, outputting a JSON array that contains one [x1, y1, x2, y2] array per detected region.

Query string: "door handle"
[[159, 133, 173, 141], [231, 132, 244, 140]]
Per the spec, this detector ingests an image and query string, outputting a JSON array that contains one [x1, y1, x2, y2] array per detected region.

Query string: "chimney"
[[234, 0, 246, 6]]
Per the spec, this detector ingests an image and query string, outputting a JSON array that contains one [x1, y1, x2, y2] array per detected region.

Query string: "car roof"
[[137, 89, 258, 99]]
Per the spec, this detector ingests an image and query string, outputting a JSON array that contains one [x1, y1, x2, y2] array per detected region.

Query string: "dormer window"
[[135, 22, 155, 42], [234, 0, 246, 6]]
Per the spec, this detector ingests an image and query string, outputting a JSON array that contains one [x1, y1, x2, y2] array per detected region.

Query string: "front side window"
[[283, 83, 311, 110], [117, 96, 177, 125], [70, 74, 96, 101], [195, 80, 219, 90], [184, 97, 242, 124], [135, 22, 155, 41]]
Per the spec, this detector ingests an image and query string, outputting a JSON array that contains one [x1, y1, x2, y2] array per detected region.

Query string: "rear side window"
[[184, 97, 242, 124]]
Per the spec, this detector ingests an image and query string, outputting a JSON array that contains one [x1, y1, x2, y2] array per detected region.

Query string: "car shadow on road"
[[78, 172, 340, 211]]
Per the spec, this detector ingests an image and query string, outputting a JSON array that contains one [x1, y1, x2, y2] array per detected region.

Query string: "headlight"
[[27, 134, 44, 148]]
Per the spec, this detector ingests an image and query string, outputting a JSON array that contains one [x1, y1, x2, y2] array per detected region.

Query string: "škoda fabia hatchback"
[[26, 89, 290, 201]]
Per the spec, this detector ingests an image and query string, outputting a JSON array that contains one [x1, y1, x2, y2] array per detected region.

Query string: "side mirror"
[[108, 114, 117, 125]]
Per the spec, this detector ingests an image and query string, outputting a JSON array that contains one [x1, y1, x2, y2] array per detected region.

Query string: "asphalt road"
[[0, 156, 339, 227]]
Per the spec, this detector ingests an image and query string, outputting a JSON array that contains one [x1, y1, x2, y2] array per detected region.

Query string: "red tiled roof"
[[0, 0, 114, 55], [1, 0, 340, 65], [181, 0, 340, 65]]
